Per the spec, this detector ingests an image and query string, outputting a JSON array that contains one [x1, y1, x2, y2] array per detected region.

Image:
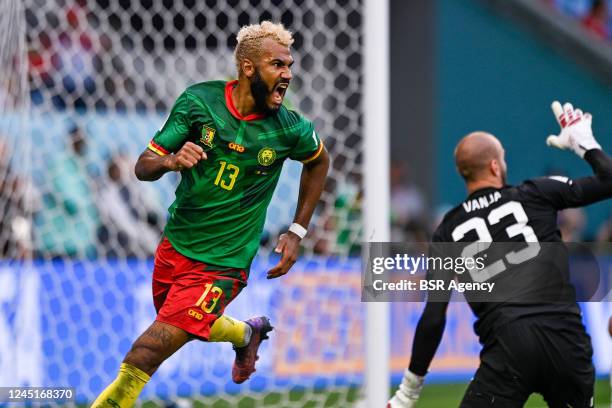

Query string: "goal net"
[[1, 0, 365, 405]]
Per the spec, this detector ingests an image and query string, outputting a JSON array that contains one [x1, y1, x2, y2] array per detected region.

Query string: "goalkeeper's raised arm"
[[539, 101, 612, 208]]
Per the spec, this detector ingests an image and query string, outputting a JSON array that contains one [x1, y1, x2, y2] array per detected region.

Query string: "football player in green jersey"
[[92, 21, 329, 407]]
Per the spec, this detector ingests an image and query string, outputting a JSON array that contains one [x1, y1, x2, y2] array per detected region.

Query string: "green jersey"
[[148, 80, 322, 268]]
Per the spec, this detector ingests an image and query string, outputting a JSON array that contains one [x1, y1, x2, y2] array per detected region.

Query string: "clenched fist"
[[168, 141, 208, 171]]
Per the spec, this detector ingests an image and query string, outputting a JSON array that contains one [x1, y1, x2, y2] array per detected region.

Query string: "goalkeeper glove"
[[387, 369, 424, 408], [547, 101, 601, 158]]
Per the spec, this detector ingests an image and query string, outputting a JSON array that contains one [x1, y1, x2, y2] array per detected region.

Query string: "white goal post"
[[363, 0, 391, 405]]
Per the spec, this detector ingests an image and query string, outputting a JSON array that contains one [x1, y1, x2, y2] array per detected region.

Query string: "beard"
[[250, 69, 280, 116]]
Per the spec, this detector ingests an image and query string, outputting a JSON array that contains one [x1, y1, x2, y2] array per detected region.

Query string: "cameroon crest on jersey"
[[200, 125, 215, 149]]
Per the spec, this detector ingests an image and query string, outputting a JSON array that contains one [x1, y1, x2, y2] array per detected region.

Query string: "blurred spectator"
[[312, 211, 337, 256], [595, 213, 612, 241], [551, 0, 593, 17], [35, 124, 100, 258], [0, 140, 33, 259], [52, 2, 98, 109], [547, 0, 612, 40], [558, 207, 587, 241], [311, 178, 339, 256], [0, 77, 22, 110], [28, 31, 55, 106], [582, 0, 610, 39], [390, 161, 428, 242], [96, 153, 164, 258], [28, 0, 112, 110], [335, 174, 363, 256], [311, 175, 362, 256]]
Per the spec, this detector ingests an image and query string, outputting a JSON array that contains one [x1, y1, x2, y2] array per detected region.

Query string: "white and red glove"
[[547, 101, 601, 158], [387, 370, 424, 408]]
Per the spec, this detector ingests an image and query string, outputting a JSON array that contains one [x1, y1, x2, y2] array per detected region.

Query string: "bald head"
[[455, 132, 506, 185]]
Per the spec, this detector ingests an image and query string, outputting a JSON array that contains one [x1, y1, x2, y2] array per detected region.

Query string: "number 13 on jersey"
[[214, 160, 239, 191]]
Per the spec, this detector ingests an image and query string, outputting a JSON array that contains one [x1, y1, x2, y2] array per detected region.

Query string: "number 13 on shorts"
[[195, 283, 223, 313]]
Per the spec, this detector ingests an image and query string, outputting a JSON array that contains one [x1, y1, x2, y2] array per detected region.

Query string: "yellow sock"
[[209, 315, 251, 346], [91, 363, 150, 408]]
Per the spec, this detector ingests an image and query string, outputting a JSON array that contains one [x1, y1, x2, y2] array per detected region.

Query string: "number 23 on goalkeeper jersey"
[[146, 80, 323, 269]]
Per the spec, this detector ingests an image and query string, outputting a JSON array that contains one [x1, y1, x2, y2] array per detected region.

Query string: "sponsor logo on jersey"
[[257, 147, 276, 166], [200, 125, 215, 149], [228, 142, 245, 153], [188, 309, 204, 320]]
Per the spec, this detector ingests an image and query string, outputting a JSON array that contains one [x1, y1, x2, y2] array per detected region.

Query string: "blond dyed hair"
[[234, 21, 294, 73]]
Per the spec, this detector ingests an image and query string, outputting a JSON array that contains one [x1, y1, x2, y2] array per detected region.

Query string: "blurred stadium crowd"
[[547, 0, 612, 40], [0, 130, 165, 259]]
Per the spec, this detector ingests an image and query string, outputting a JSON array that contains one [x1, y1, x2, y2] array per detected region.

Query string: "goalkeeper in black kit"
[[388, 101, 612, 408]]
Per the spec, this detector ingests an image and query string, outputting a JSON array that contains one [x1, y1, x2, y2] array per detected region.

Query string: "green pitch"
[[86, 378, 610, 407], [417, 378, 610, 408], [138, 388, 361, 407]]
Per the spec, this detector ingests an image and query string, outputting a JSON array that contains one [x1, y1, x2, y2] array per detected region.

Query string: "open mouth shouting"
[[272, 82, 289, 105]]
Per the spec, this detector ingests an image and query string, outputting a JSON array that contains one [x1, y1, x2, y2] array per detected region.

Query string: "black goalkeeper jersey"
[[433, 179, 581, 340], [408, 149, 612, 376]]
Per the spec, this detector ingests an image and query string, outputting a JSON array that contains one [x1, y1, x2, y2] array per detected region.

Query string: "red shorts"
[[152, 237, 248, 339]]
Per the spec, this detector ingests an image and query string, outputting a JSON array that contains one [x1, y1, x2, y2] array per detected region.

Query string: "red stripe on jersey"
[[148, 140, 170, 156], [225, 80, 266, 121]]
